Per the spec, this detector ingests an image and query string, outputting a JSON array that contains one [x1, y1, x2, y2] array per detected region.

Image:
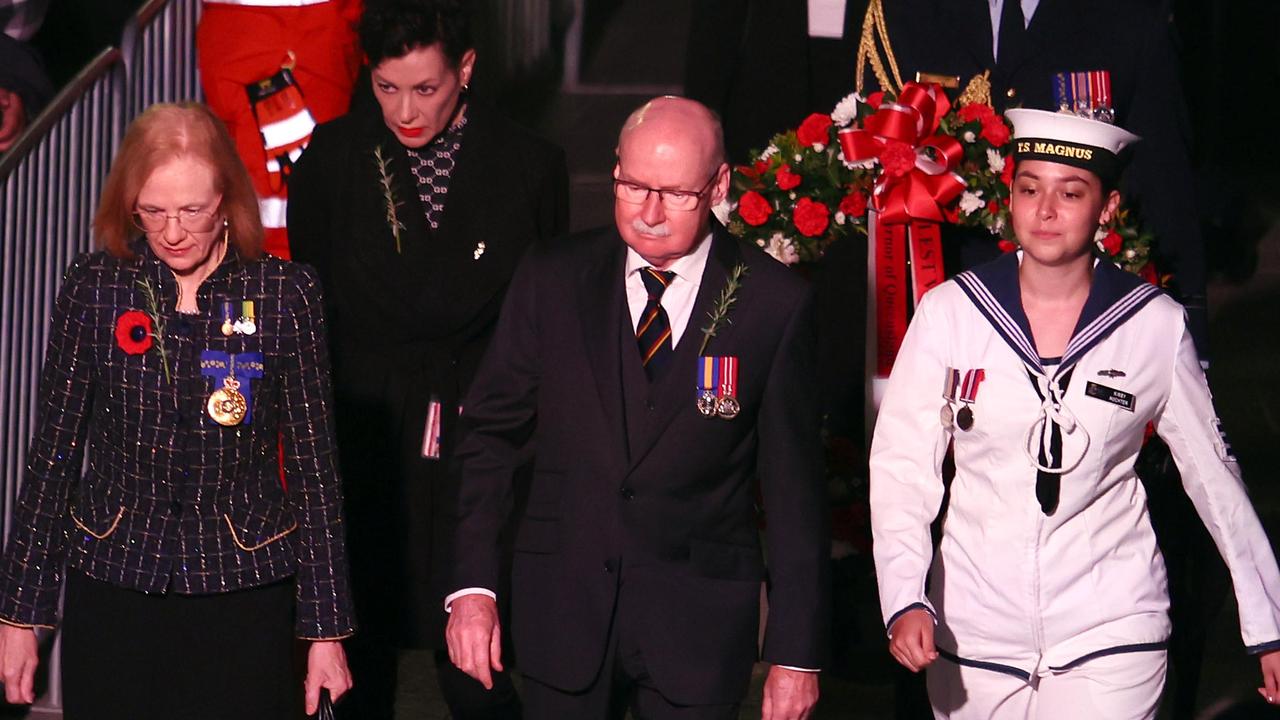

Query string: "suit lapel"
[[627, 230, 744, 471], [578, 235, 630, 465]]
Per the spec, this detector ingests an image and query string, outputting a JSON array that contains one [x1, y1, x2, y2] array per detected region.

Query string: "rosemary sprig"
[[699, 263, 749, 355], [135, 275, 172, 383], [373, 145, 407, 253]]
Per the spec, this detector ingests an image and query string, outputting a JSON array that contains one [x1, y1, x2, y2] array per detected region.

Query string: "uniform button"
[[645, 401, 656, 411], [620, 486, 635, 500], [1006, 87, 1017, 99], [603, 560, 615, 574], [169, 500, 183, 516]]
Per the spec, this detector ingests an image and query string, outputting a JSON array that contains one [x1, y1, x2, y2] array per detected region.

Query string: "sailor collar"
[[953, 251, 1162, 380]]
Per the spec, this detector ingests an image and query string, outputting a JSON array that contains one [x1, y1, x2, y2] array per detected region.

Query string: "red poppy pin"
[[115, 310, 154, 355]]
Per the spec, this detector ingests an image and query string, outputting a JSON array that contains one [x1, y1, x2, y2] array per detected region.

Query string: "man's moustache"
[[631, 219, 671, 237]]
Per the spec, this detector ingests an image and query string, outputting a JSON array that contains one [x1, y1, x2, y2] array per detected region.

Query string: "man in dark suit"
[[443, 96, 830, 719]]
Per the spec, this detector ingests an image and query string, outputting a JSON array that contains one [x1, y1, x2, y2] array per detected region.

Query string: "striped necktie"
[[636, 267, 677, 381]]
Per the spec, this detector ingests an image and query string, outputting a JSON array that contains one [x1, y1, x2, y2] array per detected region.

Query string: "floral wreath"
[[724, 87, 1158, 283]]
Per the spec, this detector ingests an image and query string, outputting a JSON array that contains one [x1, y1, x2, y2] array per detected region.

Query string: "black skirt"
[[61, 569, 298, 720]]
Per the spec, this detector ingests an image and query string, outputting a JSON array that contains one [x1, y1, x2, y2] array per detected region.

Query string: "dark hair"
[[359, 0, 472, 69]]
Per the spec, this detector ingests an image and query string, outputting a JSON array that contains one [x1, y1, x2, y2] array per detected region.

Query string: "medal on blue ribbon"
[[200, 350, 265, 425]]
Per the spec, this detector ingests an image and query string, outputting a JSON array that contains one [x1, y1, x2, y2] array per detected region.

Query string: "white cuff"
[[777, 665, 821, 672], [444, 588, 497, 613]]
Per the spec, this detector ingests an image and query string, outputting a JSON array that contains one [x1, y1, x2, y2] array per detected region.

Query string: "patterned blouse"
[[0, 242, 355, 639], [404, 113, 468, 229]]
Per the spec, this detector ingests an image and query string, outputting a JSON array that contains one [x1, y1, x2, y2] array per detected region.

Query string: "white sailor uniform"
[[870, 252, 1280, 718]]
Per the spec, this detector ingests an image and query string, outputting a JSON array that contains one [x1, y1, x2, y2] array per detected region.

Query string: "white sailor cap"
[[1006, 108, 1141, 184]]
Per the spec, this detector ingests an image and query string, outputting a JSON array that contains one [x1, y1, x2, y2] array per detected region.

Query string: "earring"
[[223, 217, 230, 244]]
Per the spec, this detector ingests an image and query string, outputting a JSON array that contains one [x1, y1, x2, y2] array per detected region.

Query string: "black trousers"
[[61, 568, 297, 720], [522, 585, 740, 720]]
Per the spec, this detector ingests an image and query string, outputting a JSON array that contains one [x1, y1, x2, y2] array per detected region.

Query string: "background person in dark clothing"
[[288, 1, 569, 716]]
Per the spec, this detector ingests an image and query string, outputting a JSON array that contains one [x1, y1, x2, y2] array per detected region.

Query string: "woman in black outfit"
[[287, 1, 569, 716], [0, 102, 354, 719]]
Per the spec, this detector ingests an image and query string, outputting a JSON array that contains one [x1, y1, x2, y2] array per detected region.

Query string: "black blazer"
[[287, 100, 568, 644], [447, 226, 830, 704], [0, 244, 355, 639]]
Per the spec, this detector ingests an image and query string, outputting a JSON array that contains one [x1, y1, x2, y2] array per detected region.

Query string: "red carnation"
[[958, 103, 995, 124], [796, 113, 834, 147], [1139, 262, 1159, 286], [986, 200, 999, 215], [1000, 158, 1015, 187], [838, 191, 868, 218], [997, 239, 1018, 254], [1101, 230, 1123, 255], [754, 160, 770, 175], [881, 140, 916, 178], [115, 310, 153, 355], [793, 197, 830, 237], [775, 164, 802, 190], [981, 116, 1011, 147], [737, 191, 773, 226], [866, 91, 885, 110]]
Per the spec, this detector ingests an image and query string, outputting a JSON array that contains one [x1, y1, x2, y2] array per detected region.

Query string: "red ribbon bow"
[[837, 82, 966, 224]]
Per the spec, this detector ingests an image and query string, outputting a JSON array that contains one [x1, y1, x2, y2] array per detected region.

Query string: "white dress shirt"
[[989, 0, 1040, 61], [807, 0, 847, 39]]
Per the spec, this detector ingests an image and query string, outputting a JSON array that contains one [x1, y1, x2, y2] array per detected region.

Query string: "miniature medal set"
[[202, 300, 262, 427], [696, 356, 740, 420], [941, 367, 985, 432]]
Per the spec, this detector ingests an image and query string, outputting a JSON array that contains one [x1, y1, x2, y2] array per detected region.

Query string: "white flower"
[[760, 144, 779, 161], [812, 143, 826, 153], [986, 148, 1005, 173], [992, 216, 1005, 235], [958, 191, 984, 216], [712, 198, 735, 226], [838, 148, 877, 170], [794, 154, 804, 162], [1095, 240, 1108, 254], [789, 192, 797, 200], [831, 93, 860, 127], [835, 211, 847, 225], [1095, 227, 1110, 242], [963, 131, 976, 143], [1125, 248, 1136, 259], [765, 232, 800, 265]]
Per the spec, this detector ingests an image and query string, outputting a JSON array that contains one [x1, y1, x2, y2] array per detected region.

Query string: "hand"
[[0, 624, 38, 704], [304, 640, 352, 715], [888, 608, 938, 673], [445, 594, 503, 689], [0, 88, 26, 152], [1258, 649, 1280, 705], [761, 665, 818, 720]]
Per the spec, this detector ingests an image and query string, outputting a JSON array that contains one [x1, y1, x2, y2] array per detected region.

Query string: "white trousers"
[[926, 650, 1167, 720]]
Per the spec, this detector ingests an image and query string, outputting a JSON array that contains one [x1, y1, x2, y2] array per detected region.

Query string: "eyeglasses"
[[613, 172, 719, 212], [131, 206, 221, 234]]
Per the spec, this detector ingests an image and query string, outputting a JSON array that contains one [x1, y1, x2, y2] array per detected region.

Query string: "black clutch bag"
[[316, 688, 336, 720]]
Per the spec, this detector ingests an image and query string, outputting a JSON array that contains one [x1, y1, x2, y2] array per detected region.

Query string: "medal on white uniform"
[[955, 369, 985, 431], [940, 367, 960, 430]]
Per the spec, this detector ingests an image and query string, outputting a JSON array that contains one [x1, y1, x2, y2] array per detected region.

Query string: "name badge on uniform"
[[200, 350, 265, 425], [696, 356, 740, 420], [1084, 381, 1135, 412]]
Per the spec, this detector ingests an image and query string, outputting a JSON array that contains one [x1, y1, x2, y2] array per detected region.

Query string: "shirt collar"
[[624, 231, 714, 282]]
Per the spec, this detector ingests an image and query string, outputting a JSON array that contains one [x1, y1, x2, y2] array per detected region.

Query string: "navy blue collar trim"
[[954, 252, 1163, 377]]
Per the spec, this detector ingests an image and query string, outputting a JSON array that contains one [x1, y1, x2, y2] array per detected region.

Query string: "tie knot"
[[640, 267, 676, 299]]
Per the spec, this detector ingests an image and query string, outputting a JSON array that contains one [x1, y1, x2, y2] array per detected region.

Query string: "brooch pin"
[[473, 241, 486, 260]]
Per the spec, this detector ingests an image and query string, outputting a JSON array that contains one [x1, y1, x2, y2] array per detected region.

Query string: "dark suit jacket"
[[447, 226, 830, 704], [0, 243, 354, 639], [288, 101, 568, 644]]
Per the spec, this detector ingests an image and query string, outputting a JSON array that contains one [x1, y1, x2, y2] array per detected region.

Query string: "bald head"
[[617, 96, 725, 178], [612, 96, 730, 269]]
